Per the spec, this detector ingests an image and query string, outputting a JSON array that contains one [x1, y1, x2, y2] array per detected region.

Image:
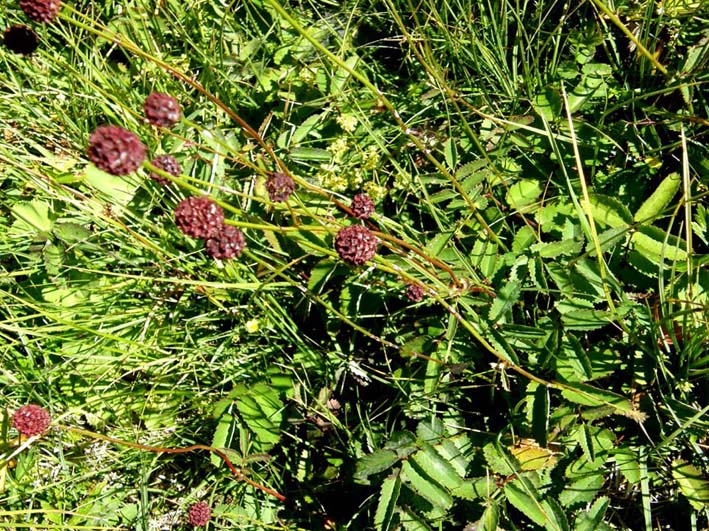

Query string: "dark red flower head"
[[144, 92, 181, 128], [265, 172, 295, 202], [405, 283, 425, 302], [188, 501, 211, 527], [350, 193, 375, 219], [175, 197, 224, 239], [13, 404, 51, 436], [149, 155, 180, 185], [20, 0, 61, 23], [88, 125, 147, 176], [4, 25, 39, 55], [334, 225, 378, 266], [206, 225, 246, 259]]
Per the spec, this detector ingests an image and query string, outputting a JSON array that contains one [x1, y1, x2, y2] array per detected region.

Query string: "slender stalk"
[[60, 426, 286, 502]]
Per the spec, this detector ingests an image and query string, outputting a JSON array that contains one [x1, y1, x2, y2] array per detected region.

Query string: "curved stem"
[[60, 425, 286, 502]]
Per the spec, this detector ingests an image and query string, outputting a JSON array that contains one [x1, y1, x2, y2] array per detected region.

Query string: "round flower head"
[[188, 501, 211, 527], [350, 193, 375, 219], [88, 125, 146, 176], [144, 92, 181, 128], [405, 283, 425, 302], [13, 404, 51, 437], [334, 225, 378, 266], [4, 25, 39, 55], [20, 0, 61, 22], [149, 154, 180, 185], [206, 224, 246, 259], [175, 196, 224, 239], [265, 172, 295, 202]]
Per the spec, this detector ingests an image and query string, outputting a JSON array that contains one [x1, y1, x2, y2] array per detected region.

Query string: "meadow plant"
[[1, 0, 708, 529]]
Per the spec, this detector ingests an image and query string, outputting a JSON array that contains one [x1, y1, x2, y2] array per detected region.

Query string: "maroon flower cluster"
[[84, 92, 245, 261], [88, 125, 147, 176], [265, 172, 295, 202], [404, 283, 425, 302], [188, 501, 211, 527], [175, 197, 246, 260], [350, 193, 375, 219], [20, 0, 61, 23], [149, 154, 181, 185], [144, 92, 181, 128], [206, 224, 246, 259], [175, 197, 224, 239], [334, 225, 378, 266], [4, 25, 38, 55], [13, 404, 51, 437]]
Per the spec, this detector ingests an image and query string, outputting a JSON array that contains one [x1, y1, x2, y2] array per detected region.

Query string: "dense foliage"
[[1, 0, 708, 529]]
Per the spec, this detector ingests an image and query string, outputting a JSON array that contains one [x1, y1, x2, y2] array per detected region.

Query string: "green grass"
[[2, 0, 709, 529]]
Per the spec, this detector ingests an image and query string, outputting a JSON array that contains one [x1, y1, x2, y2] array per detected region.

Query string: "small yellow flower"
[[328, 137, 349, 163], [362, 145, 380, 170], [245, 319, 260, 333], [363, 182, 387, 202], [336, 114, 358, 133]]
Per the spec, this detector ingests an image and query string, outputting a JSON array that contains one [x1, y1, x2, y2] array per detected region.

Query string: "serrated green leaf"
[[397, 506, 433, 531], [354, 450, 400, 484], [448, 480, 478, 500], [416, 417, 445, 443], [211, 413, 234, 467], [53, 222, 92, 244], [631, 226, 688, 262], [560, 382, 645, 421], [43, 242, 63, 277], [470, 476, 499, 498], [634, 173, 681, 223], [556, 305, 612, 331], [507, 179, 542, 212], [471, 239, 500, 278], [479, 503, 499, 531], [488, 280, 521, 323], [575, 496, 610, 531], [483, 442, 516, 476], [588, 194, 632, 228], [578, 423, 595, 462], [401, 461, 452, 510], [10, 199, 54, 235], [512, 225, 537, 252], [614, 450, 641, 485], [434, 438, 468, 478], [590, 226, 629, 255], [672, 459, 709, 510], [375, 470, 401, 531], [234, 383, 283, 452], [559, 472, 603, 508], [84, 165, 139, 211], [411, 443, 463, 492], [531, 238, 583, 258], [564, 336, 594, 381], [541, 498, 569, 531], [504, 479, 546, 526]]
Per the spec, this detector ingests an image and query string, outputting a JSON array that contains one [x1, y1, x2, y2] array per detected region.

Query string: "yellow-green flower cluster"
[[315, 164, 367, 193], [336, 113, 358, 133], [363, 181, 387, 202], [361, 145, 380, 170], [328, 137, 349, 163]]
